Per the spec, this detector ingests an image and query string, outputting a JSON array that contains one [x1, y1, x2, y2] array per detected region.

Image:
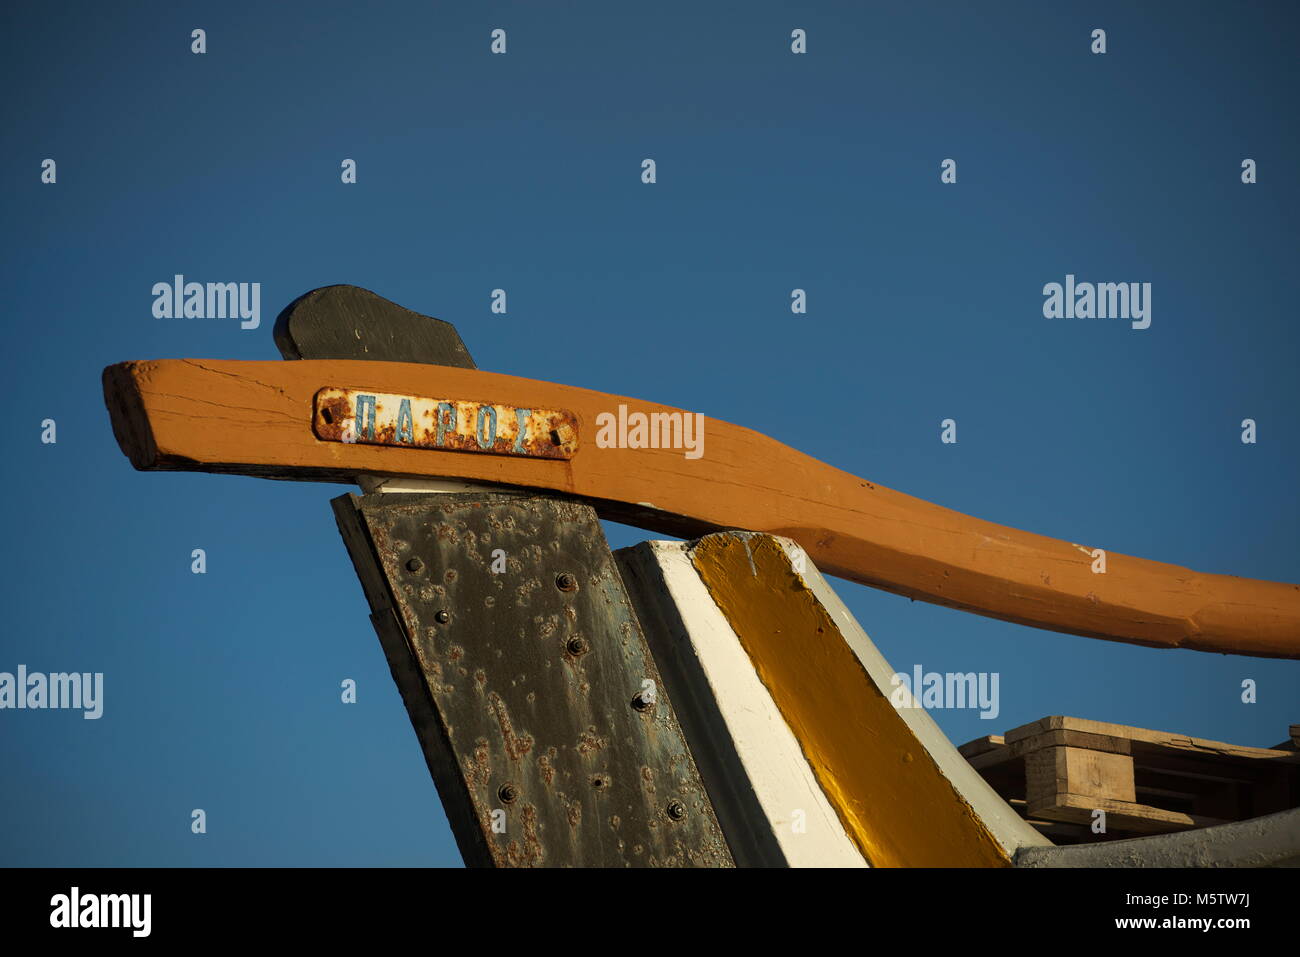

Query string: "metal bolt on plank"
[[332, 490, 735, 868]]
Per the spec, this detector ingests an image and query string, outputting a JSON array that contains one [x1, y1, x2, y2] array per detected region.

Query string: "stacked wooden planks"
[[960, 717, 1300, 843]]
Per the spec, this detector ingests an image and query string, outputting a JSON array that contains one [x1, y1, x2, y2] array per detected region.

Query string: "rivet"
[[666, 801, 686, 821], [566, 636, 590, 656], [434, 609, 451, 624], [406, 557, 424, 572], [498, 783, 518, 804], [631, 692, 654, 713], [556, 572, 578, 592]]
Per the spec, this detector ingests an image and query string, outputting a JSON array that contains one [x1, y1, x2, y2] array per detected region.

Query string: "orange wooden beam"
[[103, 358, 1300, 659]]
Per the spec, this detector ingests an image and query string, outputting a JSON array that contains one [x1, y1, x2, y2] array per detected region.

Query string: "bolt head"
[[556, 572, 578, 592], [667, 801, 686, 821], [434, 609, 451, 624], [406, 557, 424, 572]]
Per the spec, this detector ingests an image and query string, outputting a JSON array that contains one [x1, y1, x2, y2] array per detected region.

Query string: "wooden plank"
[[1019, 739, 1230, 834], [958, 736, 1016, 772], [958, 735, 1006, 759], [615, 540, 867, 867], [1025, 745, 1136, 808], [1006, 716, 1300, 764], [682, 531, 1024, 867], [101, 357, 1300, 659], [1028, 792, 1228, 833], [330, 491, 734, 867], [978, 716, 1299, 837], [331, 493, 495, 867], [771, 535, 1049, 860]]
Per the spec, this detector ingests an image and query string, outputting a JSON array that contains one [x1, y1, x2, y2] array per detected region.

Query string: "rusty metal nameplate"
[[313, 388, 578, 459]]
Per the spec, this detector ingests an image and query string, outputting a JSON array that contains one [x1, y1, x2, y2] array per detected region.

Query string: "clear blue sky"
[[2, 0, 1297, 865]]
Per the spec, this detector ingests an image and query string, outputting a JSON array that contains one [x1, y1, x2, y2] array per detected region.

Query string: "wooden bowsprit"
[[332, 489, 734, 867], [104, 290, 1300, 659]]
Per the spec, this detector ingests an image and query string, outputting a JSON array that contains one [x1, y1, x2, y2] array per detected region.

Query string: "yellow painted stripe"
[[690, 534, 1009, 867]]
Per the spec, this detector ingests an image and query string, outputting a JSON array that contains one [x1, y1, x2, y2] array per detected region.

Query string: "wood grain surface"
[[102, 357, 1300, 659]]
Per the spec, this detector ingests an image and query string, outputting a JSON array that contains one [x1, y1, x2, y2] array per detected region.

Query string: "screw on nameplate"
[[313, 388, 579, 459]]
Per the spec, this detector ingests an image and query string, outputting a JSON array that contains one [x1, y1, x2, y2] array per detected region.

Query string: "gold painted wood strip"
[[686, 533, 1010, 867]]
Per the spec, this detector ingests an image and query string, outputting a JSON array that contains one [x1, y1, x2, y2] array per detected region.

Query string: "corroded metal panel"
[[315, 388, 578, 458], [332, 492, 733, 867]]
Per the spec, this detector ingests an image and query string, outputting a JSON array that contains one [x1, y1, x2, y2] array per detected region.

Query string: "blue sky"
[[2, 1, 1297, 865]]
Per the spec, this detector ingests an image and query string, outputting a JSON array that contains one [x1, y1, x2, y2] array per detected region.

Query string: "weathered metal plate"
[[332, 492, 734, 867], [314, 388, 578, 458]]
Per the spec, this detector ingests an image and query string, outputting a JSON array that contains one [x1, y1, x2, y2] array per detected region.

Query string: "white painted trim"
[[357, 476, 516, 494], [631, 541, 868, 867], [771, 537, 1052, 857]]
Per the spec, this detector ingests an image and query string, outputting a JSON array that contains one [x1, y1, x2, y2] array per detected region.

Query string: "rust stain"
[[577, 728, 606, 755], [504, 804, 545, 867], [465, 739, 492, 790], [537, 749, 557, 787], [488, 692, 535, 760], [313, 387, 578, 459]]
